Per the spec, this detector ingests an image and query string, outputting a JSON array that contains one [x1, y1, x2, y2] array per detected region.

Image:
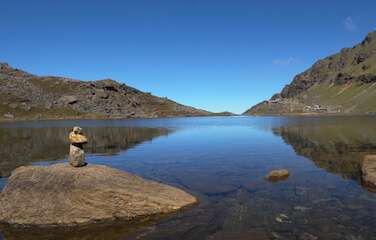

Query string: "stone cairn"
[[68, 126, 88, 167]]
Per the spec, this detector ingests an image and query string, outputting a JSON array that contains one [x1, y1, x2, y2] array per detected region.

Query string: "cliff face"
[[0, 63, 211, 120], [244, 30, 376, 115]]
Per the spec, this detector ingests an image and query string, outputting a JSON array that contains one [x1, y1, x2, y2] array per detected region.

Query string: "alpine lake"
[[0, 116, 376, 240]]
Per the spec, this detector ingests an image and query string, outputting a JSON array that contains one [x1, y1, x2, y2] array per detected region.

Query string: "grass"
[[301, 82, 376, 113]]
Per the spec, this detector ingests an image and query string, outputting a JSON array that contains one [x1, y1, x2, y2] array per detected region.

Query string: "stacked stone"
[[68, 126, 88, 167]]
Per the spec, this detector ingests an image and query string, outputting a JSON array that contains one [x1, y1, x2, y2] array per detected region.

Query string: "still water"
[[0, 116, 376, 240]]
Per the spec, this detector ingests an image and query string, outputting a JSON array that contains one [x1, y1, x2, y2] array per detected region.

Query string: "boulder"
[[8, 103, 18, 109], [69, 133, 88, 144], [3, 113, 14, 120], [69, 144, 87, 167], [58, 95, 78, 105], [20, 103, 31, 111], [0, 164, 197, 227], [68, 126, 88, 144], [94, 89, 109, 99], [265, 169, 290, 182], [97, 79, 120, 92], [362, 155, 376, 189]]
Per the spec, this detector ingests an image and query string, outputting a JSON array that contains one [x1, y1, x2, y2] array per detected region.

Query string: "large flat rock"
[[0, 164, 197, 227]]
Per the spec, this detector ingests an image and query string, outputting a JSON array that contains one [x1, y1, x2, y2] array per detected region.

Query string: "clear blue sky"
[[1, 1, 376, 113]]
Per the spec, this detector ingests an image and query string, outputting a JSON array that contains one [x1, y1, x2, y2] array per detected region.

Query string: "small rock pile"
[[68, 126, 88, 167]]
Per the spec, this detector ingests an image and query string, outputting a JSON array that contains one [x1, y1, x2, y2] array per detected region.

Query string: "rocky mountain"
[[244, 30, 376, 115], [0, 63, 211, 120]]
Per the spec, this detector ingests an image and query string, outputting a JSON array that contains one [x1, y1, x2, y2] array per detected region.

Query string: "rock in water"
[[265, 169, 290, 182], [362, 155, 376, 190], [0, 164, 197, 227]]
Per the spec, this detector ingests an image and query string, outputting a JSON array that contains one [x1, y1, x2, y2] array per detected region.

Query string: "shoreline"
[[1, 113, 376, 124], [0, 113, 238, 124]]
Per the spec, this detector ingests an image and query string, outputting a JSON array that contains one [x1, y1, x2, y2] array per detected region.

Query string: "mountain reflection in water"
[[273, 117, 376, 182], [2, 117, 376, 240], [0, 127, 170, 177]]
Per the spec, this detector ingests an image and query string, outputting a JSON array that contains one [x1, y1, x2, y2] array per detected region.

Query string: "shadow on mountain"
[[0, 126, 170, 177], [273, 117, 376, 182]]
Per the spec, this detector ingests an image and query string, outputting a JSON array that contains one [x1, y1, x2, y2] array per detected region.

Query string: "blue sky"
[[1, 0, 376, 113]]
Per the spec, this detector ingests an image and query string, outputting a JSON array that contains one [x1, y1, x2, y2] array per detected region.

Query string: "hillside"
[[0, 63, 211, 120], [244, 30, 376, 115]]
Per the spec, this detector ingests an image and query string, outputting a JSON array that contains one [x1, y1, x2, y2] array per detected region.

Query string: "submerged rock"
[[362, 155, 376, 190], [265, 169, 290, 182], [0, 164, 197, 227]]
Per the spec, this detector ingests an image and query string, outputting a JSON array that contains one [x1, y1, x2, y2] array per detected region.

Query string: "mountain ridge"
[[244, 30, 376, 115], [0, 63, 213, 121]]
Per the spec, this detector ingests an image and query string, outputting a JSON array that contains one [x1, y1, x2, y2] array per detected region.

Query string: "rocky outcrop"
[[244, 30, 376, 115], [0, 63, 211, 120], [265, 169, 290, 181], [0, 163, 197, 227], [362, 155, 376, 190]]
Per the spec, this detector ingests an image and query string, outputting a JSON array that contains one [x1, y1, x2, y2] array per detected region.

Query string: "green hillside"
[[244, 30, 376, 115]]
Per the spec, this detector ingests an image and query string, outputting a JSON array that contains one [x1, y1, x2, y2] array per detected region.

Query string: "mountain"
[[0, 63, 212, 120], [244, 30, 376, 115]]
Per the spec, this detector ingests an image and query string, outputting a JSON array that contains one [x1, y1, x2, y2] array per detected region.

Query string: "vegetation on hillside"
[[244, 30, 376, 115]]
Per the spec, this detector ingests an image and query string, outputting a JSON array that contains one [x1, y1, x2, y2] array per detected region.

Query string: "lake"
[[1, 116, 376, 240]]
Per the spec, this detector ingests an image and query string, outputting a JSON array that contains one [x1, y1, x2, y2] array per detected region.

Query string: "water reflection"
[[0, 219, 158, 240], [2, 117, 376, 240], [273, 118, 376, 182], [0, 127, 170, 177]]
